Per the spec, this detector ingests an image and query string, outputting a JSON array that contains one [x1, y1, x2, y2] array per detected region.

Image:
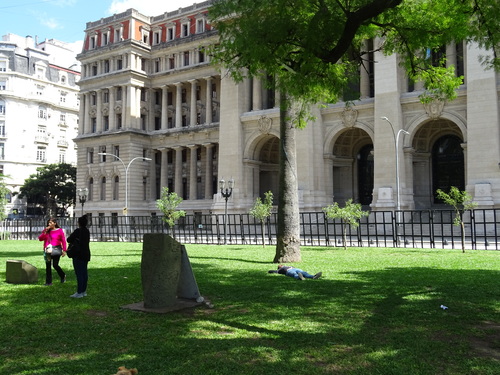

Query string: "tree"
[[249, 191, 274, 247], [323, 199, 370, 250], [18, 163, 76, 217], [0, 174, 9, 220], [156, 187, 186, 234], [209, 0, 500, 262], [436, 186, 477, 253]]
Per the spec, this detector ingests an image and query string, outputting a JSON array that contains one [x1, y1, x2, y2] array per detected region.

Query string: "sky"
[[1, 0, 204, 52]]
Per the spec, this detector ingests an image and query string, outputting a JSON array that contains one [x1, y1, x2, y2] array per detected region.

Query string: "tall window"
[[88, 178, 94, 201], [0, 80, 6, 90], [38, 106, 47, 119], [0, 60, 6, 72], [59, 151, 66, 163], [196, 19, 205, 33], [36, 146, 46, 162], [114, 145, 119, 158], [116, 113, 122, 129], [0, 100, 4, 115], [113, 176, 119, 200], [99, 146, 106, 162], [0, 121, 5, 136], [0, 143, 4, 159], [116, 87, 122, 100], [87, 148, 94, 164], [100, 177, 106, 200]]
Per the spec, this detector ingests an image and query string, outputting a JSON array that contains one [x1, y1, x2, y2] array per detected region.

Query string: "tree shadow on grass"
[[1, 251, 499, 375]]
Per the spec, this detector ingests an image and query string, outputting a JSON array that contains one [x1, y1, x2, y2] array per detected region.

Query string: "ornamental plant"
[[436, 186, 477, 253], [323, 199, 369, 250], [156, 187, 186, 235], [249, 191, 274, 247]]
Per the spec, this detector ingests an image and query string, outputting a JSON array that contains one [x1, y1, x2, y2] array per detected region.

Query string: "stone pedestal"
[[124, 233, 203, 313], [6, 260, 38, 284], [141, 233, 182, 309]]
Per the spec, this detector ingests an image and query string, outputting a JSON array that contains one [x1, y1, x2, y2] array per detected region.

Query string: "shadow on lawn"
[[1, 253, 499, 375]]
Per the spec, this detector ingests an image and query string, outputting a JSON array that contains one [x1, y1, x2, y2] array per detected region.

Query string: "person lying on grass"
[[268, 265, 322, 280]]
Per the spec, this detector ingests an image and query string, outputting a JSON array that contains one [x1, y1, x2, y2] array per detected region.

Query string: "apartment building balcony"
[[57, 139, 69, 147], [34, 135, 49, 144]]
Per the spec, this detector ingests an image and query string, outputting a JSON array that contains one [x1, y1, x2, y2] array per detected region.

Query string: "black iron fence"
[[1, 209, 500, 250]]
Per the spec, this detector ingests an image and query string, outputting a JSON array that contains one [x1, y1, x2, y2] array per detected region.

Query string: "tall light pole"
[[219, 178, 234, 245], [98, 153, 152, 216], [381, 116, 409, 219], [76, 187, 89, 216]]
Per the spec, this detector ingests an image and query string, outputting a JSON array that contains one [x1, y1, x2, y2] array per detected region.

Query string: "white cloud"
[[40, 17, 61, 30], [107, 0, 203, 16]]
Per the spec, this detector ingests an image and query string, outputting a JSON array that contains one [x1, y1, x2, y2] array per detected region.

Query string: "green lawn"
[[0, 240, 499, 375]]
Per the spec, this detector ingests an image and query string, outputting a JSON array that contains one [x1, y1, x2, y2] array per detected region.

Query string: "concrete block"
[[6, 260, 38, 284]]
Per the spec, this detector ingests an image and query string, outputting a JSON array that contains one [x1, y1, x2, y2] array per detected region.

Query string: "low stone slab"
[[6, 260, 38, 284]]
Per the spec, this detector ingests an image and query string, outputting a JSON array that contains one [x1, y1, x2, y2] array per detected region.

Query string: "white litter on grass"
[[440, 305, 448, 310]]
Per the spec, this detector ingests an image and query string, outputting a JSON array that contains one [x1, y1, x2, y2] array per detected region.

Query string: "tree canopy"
[[210, 0, 500, 106], [18, 163, 76, 217], [209, 0, 500, 261]]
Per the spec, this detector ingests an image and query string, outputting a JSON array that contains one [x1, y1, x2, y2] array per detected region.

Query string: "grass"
[[0, 240, 499, 375]]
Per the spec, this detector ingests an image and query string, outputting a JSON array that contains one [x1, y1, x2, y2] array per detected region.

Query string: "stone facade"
[[75, 1, 500, 219], [0, 34, 80, 217]]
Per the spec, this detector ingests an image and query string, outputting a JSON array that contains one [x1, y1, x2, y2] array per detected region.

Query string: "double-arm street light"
[[76, 187, 89, 216], [219, 178, 235, 245], [98, 153, 152, 216], [381, 116, 409, 221]]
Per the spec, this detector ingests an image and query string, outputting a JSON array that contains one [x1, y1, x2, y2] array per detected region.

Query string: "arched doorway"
[[258, 137, 279, 199], [331, 128, 373, 204], [432, 134, 465, 203]]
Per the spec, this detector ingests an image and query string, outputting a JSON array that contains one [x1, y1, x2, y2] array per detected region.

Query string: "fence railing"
[[2, 209, 500, 250]]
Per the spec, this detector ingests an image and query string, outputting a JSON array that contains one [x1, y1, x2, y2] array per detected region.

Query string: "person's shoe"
[[70, 292, 84, 298], [297, 272, 305, 280], [313, 272, 322, 279], [82, 292, 87, 297], [61, 276, 66, 283], [44, 283, 52, 286]]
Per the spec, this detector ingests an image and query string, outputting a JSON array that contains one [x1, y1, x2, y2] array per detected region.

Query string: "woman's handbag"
[[66, 239, 79, 258], [45, 245, 63, 257]]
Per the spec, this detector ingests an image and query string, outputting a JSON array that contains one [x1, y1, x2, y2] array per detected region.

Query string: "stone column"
[[189, 145, 198, 200], [204, 76, 213, 124], [84, 93, 90, 133], [160, 148, 168, 189], [252, 77, 262, 110], [174, 146, 183, 194], [122, 85, 128, 129], [109, 86, 116, 130], [189, 79, 197, 126], [161, 85, 168, 130], [175, 82, 182, 128], [78, 93, 85, 134], [360, 40, 371, 99], [204, 143, 214, 199]]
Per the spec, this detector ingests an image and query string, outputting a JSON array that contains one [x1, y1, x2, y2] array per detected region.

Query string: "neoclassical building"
[[75, 0, 500, 219]]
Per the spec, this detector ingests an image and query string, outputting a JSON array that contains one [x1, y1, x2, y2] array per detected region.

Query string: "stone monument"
[[122, 233, 204, 313]]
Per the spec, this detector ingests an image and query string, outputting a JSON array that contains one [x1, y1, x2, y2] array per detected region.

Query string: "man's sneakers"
[[313, 272, 322, 279], [297, 272, 305, 281]]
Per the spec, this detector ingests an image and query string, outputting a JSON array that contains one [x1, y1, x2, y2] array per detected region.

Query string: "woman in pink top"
[[38, 218, 67, 286]]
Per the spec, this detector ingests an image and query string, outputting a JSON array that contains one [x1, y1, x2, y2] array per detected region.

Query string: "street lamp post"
[[219, 178, 235, 245], [76, 187, 89, 216], [98, 153, 152, 216], [381, 116, 409, 239]]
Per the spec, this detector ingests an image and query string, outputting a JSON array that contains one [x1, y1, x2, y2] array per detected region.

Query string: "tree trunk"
[[274, 94, 301, 263]]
